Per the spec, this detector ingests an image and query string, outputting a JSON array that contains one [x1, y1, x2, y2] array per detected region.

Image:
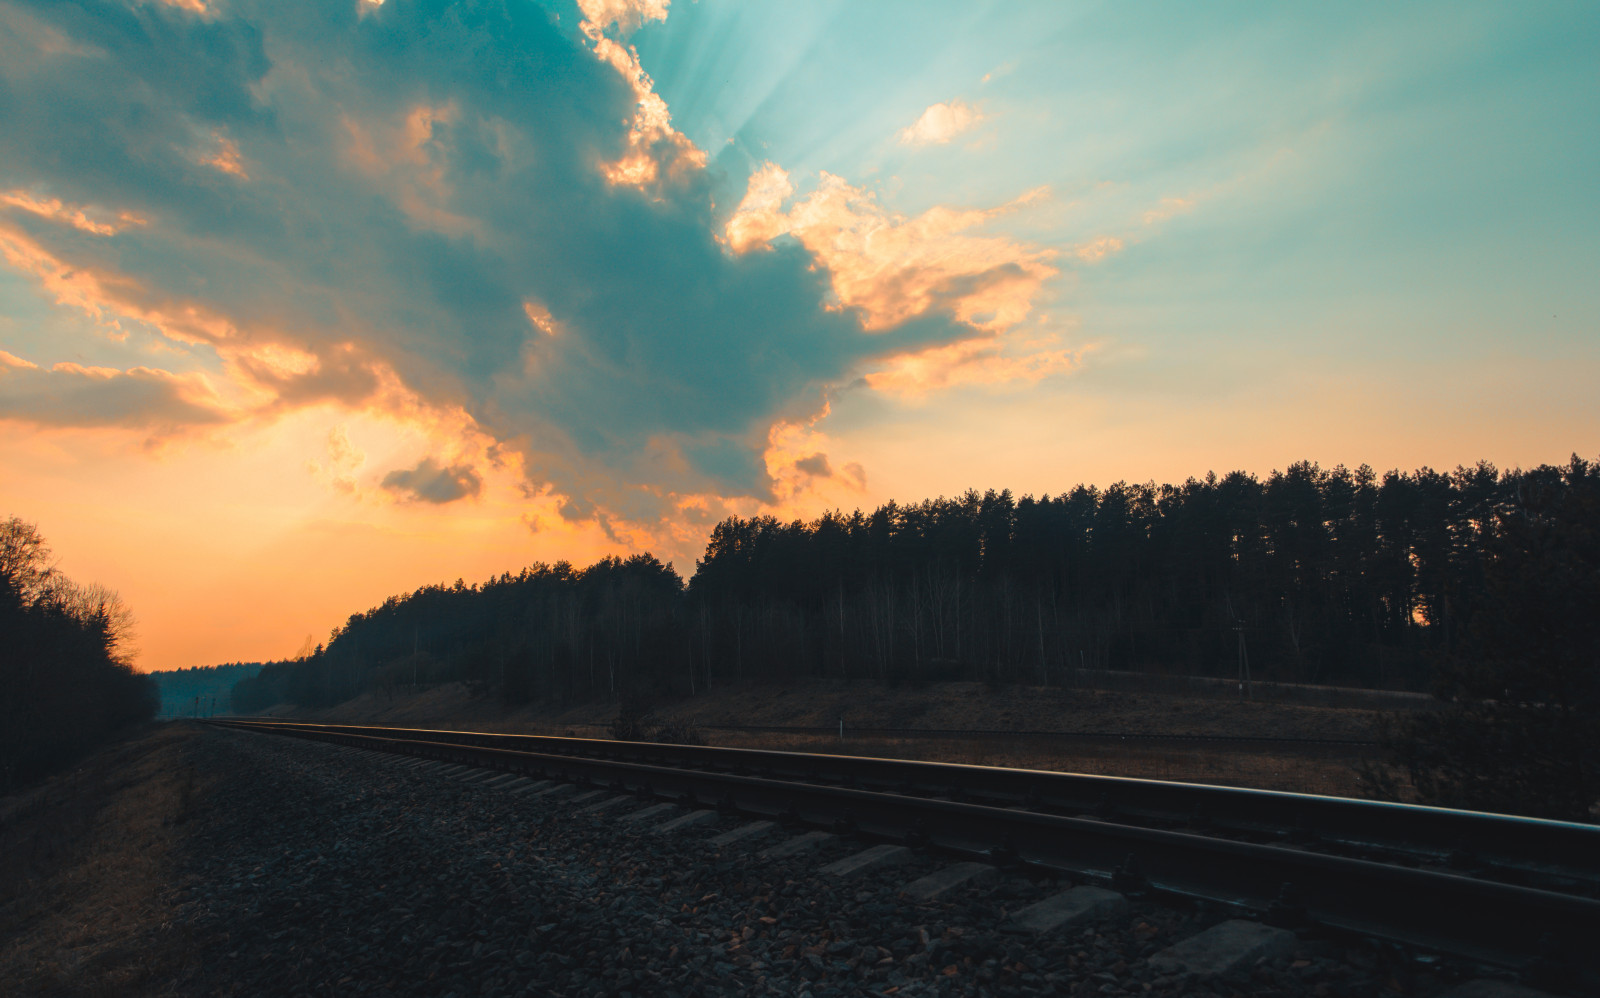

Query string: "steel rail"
[[216, 718, 1600, 885], [209, 718, 1599, 975], [541, 720, 1380, 748]]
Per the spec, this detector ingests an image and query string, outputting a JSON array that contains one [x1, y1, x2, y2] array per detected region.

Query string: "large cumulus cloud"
[[0, 0, 1012, 518]]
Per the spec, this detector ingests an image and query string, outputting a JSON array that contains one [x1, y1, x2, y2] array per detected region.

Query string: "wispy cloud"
[[0, 350, 232, 431], [1143, 197, 1193, 225]]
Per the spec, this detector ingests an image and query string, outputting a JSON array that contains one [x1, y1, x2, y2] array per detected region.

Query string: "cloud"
[[1073, 236, 1123, 263], [380, 456, 483, 505], [1, 189, 142, 236], [726, 165, 1056, 332], [862, 330, 1084, 399], [794, 452, 831, 477], [577, 0, 704, 189], [1143, 197, 1193, 225], [0, 0, 1062, 532], [200, 131, 248, 179], [232, 343, 382, 409], [577, 0, 670, 37], [0, 350, 232, 430], [897, 100, 982, 146]]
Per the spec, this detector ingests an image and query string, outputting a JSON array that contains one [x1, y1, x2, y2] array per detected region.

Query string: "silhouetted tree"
[[0, 517, 157, 790]]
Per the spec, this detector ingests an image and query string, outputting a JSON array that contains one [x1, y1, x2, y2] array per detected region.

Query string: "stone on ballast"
[[758, 830, 836, 859], [901, 862, 998, 901], [1008, 886, 1128, 934], [819, 844, 912, 879], [1147, 919, 1295, 976]]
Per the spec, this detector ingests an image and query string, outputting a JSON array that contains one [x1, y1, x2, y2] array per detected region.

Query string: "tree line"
[[0, 517, 157, 790], [233, 455, 1597, 710]]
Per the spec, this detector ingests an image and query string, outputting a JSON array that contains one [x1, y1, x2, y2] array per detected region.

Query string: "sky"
[[1, 0, 1595, 671]]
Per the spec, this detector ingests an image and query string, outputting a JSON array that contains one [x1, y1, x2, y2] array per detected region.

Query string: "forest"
[[232, 456, 1598, 713], [147, 662, 263, 718], [0, 517, 157, 790]]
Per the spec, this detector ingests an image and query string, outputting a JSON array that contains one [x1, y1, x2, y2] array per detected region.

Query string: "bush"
[[608, 700, 656, 742], [1365, 704, 1599, 820], [653, 721, 705, 746]]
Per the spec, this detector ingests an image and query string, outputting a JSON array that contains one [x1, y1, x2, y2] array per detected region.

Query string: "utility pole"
[[1234, 623, 1252, 698]]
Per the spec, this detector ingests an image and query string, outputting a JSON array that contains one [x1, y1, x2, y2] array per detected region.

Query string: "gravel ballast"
[[162, 726, 1534, 997]]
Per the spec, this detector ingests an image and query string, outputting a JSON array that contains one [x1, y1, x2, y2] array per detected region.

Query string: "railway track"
[[209, 718, 1599, 989], [545, 720, 1380, 748]]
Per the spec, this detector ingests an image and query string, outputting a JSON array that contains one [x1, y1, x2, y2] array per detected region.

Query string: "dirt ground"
[[262, 678, 1423, 798]]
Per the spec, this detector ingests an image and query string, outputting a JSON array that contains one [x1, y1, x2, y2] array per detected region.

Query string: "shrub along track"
[[211, 718, 1598, 994]]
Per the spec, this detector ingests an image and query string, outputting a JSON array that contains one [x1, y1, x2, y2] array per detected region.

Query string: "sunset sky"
[[1, 0, 1596, 671]]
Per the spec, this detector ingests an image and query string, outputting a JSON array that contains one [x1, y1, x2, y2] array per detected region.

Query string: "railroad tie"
[[901, 862, 998, 901], [1006, 887, 1128, 934], [819, 844, 912, 879], [653, 809, 718, 834], [504, 779, 554, 796], [1440, 982, 1556, 998], [529, 783, 577, 799], [567, 789, 608, 806], [621, 802, 677, 823], [708, 820, 776, 847], [1146, 919, 1295, 977], [575, 795, 633, 816], [758, 830, 836, 860]]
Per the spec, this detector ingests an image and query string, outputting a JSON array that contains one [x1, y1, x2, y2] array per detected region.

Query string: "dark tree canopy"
[[0, 517, 157, 790]]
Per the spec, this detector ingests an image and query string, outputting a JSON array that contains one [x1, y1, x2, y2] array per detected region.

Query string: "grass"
[[274, 678, 1384, 797], [0, 724, 209, 997], [680, 731, 1370, 797]]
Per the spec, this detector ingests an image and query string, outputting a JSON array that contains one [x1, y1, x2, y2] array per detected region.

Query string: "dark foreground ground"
[[0, 723, 1510, 996]]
